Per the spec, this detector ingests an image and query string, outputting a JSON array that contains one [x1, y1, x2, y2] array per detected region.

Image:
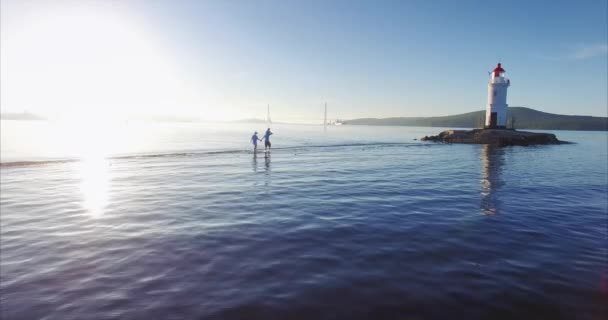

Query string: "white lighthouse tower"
[[485, 63, 510, 129]]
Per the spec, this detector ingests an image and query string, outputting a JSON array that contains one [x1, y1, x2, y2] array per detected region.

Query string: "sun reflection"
[[77, 157, 110, 218], [69, 120, 114, 218], [78, 157, 110, 217], [49, 118, 119, 217]]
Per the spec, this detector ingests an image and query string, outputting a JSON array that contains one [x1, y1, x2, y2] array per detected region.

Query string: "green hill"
[[345, 107, 608, 131]]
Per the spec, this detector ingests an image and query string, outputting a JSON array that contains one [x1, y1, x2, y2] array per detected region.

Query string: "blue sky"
[[1, 0, 607, 121]]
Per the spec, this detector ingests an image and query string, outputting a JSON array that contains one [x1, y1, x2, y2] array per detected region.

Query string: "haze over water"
[[1, 1, 607, 318], [1, 121, 606, 319]]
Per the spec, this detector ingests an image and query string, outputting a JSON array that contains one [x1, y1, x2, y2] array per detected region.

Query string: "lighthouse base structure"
[[484, 107, 508, 129], [421, 129, 564, 146], [484, 124, 507, 130]]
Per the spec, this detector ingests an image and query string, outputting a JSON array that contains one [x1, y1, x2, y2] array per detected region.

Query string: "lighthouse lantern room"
[[485, 63, 510, 129]]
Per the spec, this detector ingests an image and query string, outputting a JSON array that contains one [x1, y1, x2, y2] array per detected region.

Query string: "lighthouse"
[[422, 62, 560, 144], [485, 63, 510, 129]]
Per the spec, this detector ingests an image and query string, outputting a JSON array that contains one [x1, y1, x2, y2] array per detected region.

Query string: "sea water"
[[1, 120, 606, 319]]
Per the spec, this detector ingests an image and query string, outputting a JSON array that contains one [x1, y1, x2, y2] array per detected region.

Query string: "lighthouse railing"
[[491, 76, 508, 84]]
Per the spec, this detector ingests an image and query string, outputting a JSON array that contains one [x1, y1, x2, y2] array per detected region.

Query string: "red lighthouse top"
[[493, 63, 505, 77]]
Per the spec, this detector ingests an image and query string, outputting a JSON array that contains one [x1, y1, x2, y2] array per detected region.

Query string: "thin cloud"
[[570, 43, 608, 60], [534, 43, 608, 61]]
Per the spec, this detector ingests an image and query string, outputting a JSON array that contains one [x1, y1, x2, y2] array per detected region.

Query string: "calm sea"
[[1, 120, 607, 319]]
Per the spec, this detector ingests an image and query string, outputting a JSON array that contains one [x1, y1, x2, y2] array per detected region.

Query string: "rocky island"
[[421, 63, 566, 146], [421, 129, 562, 146]]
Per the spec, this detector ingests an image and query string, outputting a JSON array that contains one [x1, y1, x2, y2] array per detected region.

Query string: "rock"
[[420, 129, 563, 146]]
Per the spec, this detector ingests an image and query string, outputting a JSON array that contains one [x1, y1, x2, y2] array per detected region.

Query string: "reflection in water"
[[264, 152, 271, 173], [252, 152, 258, 172], [480, 144, 504, 214], [77, 158, 110, 217], [263, 153, 272, 188]]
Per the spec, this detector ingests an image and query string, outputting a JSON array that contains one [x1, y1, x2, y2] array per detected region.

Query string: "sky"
[[1, 0, 607, 122]]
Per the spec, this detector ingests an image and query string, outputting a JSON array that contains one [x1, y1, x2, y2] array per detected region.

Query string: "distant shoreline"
[[1, 113, 46, 121], [2, 106, 607, 131], [343, 107, 608, 131]]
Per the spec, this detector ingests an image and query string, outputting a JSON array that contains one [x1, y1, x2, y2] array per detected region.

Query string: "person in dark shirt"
[[262, 128, 273, 151]]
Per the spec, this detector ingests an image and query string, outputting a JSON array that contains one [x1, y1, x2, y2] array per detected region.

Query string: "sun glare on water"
[[1, 2, 253, 216], [56, 118, 121, 218], [77, 156, 110, 218]]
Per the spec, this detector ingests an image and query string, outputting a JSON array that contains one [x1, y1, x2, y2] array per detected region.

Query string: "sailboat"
[[324, 103, 327, 127], [267, 104, 272, 127]]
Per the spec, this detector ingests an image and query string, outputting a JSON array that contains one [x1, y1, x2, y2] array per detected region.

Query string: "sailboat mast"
[[267, 104, 271, 126], [324, 102, 327, 127]]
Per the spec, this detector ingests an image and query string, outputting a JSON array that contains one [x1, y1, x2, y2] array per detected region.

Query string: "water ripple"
[[1, 134, 607, 319]]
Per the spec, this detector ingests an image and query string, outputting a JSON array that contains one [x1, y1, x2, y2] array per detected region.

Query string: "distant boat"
[[323, 103, 344, 126]]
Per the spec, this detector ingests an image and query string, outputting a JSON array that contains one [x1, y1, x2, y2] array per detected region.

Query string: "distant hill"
[[232, 118, 287, 125], [1, 112, 46, 120], [345, 107, 608, 131], [233, 118, 267, 124]]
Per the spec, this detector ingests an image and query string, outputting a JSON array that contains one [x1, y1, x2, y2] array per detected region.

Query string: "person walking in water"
[[263, 128, 273, 151], [251, 131, 262, 152]]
